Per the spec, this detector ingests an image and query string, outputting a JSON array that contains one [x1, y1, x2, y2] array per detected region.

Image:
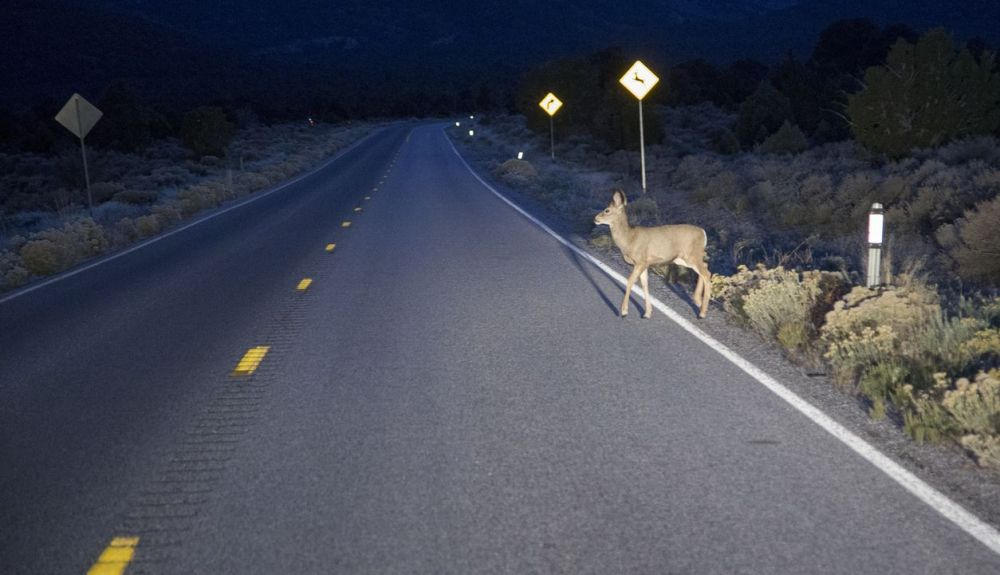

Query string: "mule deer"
[[594, 190, 711, 319]]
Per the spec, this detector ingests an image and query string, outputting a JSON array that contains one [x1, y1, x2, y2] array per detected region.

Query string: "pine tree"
[[847, 29, 1000, 158]]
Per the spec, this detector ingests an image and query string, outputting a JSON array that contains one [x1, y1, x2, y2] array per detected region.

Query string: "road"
[[2, 123, 1000, 574]]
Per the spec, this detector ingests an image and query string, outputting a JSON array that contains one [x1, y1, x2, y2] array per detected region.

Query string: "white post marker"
[[619, 61, 659, 194], [538, 92, 563, 160], [55, 94, 103, 216], [867, 203, 885, 288]]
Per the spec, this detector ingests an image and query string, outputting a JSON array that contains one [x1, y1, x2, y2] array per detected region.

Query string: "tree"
[[847, 29, 1000, 158], [734, 82, 794, 146], [90, 80, 171, 152], [180, 106, 235, 157], [667, 59, 724, 107]]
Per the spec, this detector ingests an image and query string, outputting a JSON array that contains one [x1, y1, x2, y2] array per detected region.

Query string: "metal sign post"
[[538, 92, 563, 160], [619, 61, 659, 194], [55, 94, 103, 216]]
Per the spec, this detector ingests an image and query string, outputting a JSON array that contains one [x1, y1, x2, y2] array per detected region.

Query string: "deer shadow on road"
[[561, 244, 704, 319]]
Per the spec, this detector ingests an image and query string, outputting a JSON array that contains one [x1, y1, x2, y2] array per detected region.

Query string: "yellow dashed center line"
[[325, 243, 336, 252], [233, 346, 270, 376], [297, 278, 313, 292], [87, 536, 139, 575], [341, 221, 352, 228]]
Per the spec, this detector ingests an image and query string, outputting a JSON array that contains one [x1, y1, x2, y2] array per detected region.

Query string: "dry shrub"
[[900, 370, 1000, 466], [821, 282, 941, 385], [712, 265, 847, 354], [114, 188, 159, 205], [938, 196, 1000, 287], [135, 215, 162, 238], [18, 218, 108, 277], [0, 250, 29, 289], [494, 159, 538, 185], [177, 184, 224, 217]]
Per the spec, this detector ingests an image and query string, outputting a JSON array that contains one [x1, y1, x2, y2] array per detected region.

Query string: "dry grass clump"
[[18, 218, 108, 276], [494, 159, 538, 185]]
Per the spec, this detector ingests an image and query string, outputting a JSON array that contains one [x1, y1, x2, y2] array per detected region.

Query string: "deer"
[[593, 189, 711, 319]]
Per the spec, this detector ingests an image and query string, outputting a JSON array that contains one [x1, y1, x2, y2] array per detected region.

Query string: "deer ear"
[[612, 190, 627, 207]]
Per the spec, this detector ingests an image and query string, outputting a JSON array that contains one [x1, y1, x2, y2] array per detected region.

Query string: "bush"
[[113, 189, 159, 205], [181, 106, 235, 157], [712, 265, 848, 354], [899, 370, 1000, 466], [759, 121, 809, 155], [734, 82, 794, 146], [494, 159, 538, 185], [0, 249, 29, 289], [937, 196, 1000, 287], [847, 29, 1000, 158]]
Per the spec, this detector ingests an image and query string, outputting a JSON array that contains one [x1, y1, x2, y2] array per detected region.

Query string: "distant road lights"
[[867, 203, 885, 288], [456, 121, 461, 127], [469, 129, 475, 136], [517, 151, 524, 160], [619, 60, 660, 193], [539, 92, 563, 160]]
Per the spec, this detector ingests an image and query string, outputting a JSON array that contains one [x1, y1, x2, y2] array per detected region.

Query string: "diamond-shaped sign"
[[55, 94, 103, 140], [539, 92, 563, 116], [619, 61, 659, 100]]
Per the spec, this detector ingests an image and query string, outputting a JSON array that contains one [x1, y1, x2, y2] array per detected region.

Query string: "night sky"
[[3, 0, 999, 112]]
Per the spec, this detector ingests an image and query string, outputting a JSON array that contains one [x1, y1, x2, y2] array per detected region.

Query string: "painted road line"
[[364, 196, 371, 201], [354, 207, 363, 213], [86, 536, 139, 575], [446, 127, 1000, 558], [232, 346, 270, 376], [325, 243, 336, 253], [341, 221, 352, 228], [297, 278, 313, 292]]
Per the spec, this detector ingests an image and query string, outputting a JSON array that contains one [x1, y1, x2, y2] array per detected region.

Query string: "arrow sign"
[[539, 92, 563, 117], [619, 61, 659, 101], [55, 93, 103, 140]]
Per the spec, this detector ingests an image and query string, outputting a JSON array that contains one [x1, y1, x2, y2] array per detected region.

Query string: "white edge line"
[[444, 127, 1000, 556], [0, 127, 383, 305]]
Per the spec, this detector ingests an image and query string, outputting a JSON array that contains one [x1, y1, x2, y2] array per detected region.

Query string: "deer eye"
[[604, 208, 611, 213]]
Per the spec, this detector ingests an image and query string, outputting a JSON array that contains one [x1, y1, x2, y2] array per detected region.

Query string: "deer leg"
[[695, 262, 712, 319], [621, 266, 641, 317], [639, 268, 653, 318]]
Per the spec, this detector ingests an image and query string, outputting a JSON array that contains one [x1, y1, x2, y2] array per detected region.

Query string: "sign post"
[[619, 61, 659, 193], [55, 94, 103, 216], [538, 92, 563, 160]]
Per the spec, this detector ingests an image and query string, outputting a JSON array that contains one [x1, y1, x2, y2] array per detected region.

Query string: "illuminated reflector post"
[[867, 203, 885, 288], [619, 61, 659, 194], [538, 92, 563, 160]]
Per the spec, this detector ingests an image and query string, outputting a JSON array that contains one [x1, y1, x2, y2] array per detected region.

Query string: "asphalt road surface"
[[3, 124, 1000, 574]]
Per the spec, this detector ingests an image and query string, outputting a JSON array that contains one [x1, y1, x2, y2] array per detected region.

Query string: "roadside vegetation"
[[452, 22, 1000, 469], [0, 116, 373, 291]]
